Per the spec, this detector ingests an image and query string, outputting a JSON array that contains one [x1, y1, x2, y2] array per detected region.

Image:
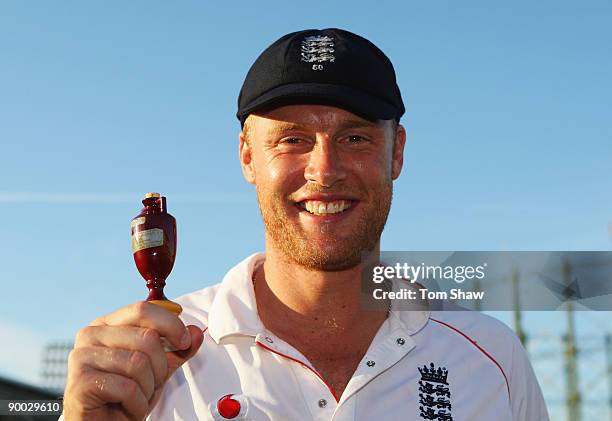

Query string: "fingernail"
[[181, 331, 191, 348]]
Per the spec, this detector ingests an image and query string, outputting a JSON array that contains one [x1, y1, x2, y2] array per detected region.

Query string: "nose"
[[304, 139, 346, 187]]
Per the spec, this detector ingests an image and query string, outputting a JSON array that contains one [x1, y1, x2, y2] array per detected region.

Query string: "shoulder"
[[425, 310, 527, 389], [419, 311, 549, 419], [428, 310, 517, 349], [427, 310, 520, 376], [172, 283, 223, 330]]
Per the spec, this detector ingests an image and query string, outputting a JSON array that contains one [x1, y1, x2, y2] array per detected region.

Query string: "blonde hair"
[[242, 116, 254, 147]]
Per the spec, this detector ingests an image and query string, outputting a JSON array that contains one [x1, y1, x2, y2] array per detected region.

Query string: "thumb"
[[166, 324, 205, 376]]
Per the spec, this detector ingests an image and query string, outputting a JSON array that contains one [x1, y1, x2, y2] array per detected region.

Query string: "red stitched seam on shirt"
[[201, 327, 208, 350], [255, 341, 340, 402], [429, 317, 511, 400]]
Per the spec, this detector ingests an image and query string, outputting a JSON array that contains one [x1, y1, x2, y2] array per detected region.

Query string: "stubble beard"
[[256, 182, 393, 272]]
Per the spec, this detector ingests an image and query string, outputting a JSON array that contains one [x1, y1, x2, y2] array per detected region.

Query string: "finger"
[[77, 371, 149, 421], [148, 384, 166, 413], [91, 301, 191, 350], [69, 346, 156, 401], [166, 325, 205, 376], [75, 325, 167, 388]]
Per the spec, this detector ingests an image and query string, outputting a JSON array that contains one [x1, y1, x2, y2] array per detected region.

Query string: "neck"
[[254, 239, 388, 339]]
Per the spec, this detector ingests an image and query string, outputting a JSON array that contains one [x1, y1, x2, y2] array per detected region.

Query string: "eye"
[[281, 137, 303, 144], [347, 135, 367, 144]]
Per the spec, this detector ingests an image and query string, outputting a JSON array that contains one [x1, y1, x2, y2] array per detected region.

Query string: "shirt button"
[[265, 336, 274, 343], [318, 399, 327, 408], [396, 337, 406, 345], [366, 360, 376, 367]]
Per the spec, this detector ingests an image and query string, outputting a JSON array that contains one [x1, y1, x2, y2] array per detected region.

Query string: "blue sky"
[[1, 1, 611, 416]]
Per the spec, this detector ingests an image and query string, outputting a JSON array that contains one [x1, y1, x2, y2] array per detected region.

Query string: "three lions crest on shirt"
[[418, 363, 453, 420]]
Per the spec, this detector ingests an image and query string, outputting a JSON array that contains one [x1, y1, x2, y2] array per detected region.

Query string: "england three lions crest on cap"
[[418, 363, 453, 420], [300, 35, 335, 70]]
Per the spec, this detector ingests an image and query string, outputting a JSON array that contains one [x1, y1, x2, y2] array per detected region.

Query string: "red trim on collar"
[[200, 327, 208, 350], [429, 318, 511, 400], [256, 341, 340, 402]]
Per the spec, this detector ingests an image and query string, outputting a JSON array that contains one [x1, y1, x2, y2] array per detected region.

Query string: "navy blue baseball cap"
[[237, 28, 405, 126]]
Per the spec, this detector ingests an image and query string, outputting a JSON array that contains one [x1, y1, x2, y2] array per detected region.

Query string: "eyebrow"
[[266, 118, 379, 138], [336, 119, 379, 131], [267, 122, 306, 137]]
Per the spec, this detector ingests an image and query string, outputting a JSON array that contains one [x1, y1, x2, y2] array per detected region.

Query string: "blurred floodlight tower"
[[40, 341, 73, 392]]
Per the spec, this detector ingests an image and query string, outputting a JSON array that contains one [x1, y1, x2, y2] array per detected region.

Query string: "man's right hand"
[[62, 301, 205, 421]]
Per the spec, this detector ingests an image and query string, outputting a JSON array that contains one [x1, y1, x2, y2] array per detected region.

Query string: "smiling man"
[[243, 105, 399, 272], [62, 29, 549, 420]]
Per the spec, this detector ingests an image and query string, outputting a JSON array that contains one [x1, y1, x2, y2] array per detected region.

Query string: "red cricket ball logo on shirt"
[[217, 394, 242, 419]]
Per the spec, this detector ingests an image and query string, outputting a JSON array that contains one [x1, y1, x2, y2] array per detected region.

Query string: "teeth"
[[301, 200, 352, 215]]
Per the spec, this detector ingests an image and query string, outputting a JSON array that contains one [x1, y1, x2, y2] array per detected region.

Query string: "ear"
[[239, 131, 256, 184], [391, 124, 406, 180]]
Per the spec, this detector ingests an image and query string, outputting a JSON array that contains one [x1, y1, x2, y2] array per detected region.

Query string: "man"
[[62, 28, 549, 420]]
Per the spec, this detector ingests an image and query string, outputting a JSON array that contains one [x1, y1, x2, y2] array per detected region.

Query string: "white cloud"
[[0, 192, 251, 204], [0, 192, 133, 203]]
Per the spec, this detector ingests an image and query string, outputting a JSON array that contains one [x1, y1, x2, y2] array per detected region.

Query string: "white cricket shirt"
[[146, 253, 549, 420]]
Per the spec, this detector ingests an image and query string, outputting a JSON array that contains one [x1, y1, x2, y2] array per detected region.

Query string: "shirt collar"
[[207, 253, 431, 344], [207, 253, 265, 343], [388, 278, 431, 335]]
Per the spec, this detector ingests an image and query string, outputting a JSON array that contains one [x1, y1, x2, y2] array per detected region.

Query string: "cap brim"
[[237, 83, 399, 123]]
